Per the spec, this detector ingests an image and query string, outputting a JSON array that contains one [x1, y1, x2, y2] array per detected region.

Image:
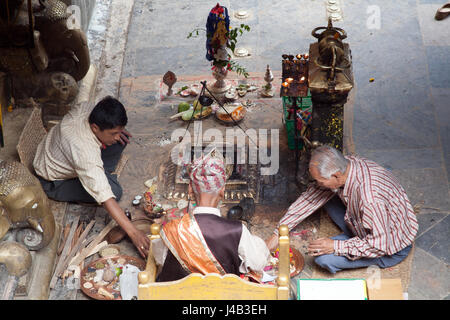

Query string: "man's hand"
[[103, 198, 149, 258], [119, 129, 132, 145], [265, 234, 278, 252], [128, 228, 151, 258], [307, 238, 335, 256]]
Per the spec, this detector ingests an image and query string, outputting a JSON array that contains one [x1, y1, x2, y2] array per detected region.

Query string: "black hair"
[[88, 96, 127, 131]]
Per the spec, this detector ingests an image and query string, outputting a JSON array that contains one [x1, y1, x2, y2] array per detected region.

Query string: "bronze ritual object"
[[0, 161, 55, 252], [308, 18, 354, 151], [0, 0, 90, 81], [0, 0, 91, 128]]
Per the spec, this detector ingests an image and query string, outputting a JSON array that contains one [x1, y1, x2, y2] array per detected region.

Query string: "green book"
[[297, 278, 368, 300]]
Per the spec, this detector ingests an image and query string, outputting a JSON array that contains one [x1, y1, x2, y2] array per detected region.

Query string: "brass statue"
[[0, 160, 55, 251], [0, 0, 90, 118], [308, 18, 354, 151], [309, 18, 353, 93]]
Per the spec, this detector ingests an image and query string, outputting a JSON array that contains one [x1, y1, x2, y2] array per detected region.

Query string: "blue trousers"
[[315, 196, 412, 274]]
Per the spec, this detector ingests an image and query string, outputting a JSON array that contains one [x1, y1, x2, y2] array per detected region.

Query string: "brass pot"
[[0, 241, 32, 277]]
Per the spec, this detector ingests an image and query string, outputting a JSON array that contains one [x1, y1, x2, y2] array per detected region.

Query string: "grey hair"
[[310, 146, 349, 178]]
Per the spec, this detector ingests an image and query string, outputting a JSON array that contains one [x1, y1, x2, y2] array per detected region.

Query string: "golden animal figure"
[[0, 161, 55, 251]]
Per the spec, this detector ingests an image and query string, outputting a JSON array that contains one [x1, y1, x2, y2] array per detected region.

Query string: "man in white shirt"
[[153, 149, 270, 281], [33, 96, 150, 257]]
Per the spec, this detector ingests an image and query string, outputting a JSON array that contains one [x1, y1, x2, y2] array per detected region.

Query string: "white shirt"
[[33, 102, 115, 204], [153, 206, 270, 274]]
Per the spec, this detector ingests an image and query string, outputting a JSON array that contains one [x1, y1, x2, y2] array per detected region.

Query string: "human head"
[[188, 149, 227, 207], [89, 96, 127, 146], [309, 145, 349, 191]]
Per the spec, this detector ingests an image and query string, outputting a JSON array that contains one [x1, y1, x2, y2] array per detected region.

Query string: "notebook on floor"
[[297, 278, 368, 300]]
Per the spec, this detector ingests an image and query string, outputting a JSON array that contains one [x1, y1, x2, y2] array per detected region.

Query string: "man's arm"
[[266, 184, 334, 250], [333, 201, 390, 260], [103, 198, 150, 258]]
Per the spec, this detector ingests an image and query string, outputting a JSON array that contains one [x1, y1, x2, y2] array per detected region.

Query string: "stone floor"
[[117, 0, 450, 300], [1, 0, 449, 300]]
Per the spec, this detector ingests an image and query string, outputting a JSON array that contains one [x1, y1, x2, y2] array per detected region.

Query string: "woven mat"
[[311, 209, 415, 291], [16, 106, 47, 173]]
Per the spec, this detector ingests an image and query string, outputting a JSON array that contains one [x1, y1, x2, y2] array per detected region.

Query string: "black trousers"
[[37, 140, 126, 204]]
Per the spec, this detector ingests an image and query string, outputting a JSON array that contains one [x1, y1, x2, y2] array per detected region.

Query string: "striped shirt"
[[277, 156, 418, 260], [33, 102, 115, 204]]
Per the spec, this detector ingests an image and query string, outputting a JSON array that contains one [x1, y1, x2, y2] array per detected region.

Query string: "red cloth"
[[188, 149, 226, 194]]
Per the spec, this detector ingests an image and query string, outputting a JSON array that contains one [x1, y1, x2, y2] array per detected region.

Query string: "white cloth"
[[152, 206, 270, 274], [119, 264, 140, 300]]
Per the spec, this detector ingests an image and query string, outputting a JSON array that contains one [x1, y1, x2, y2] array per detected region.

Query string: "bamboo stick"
[[57, 224, 71, 256], [69, 220, 116, 268], [49, 216, 80, 289], [58, 220, 96, 278]]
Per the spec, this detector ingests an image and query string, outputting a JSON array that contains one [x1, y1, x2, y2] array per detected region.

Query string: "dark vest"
[[156, 214, 243, 282]]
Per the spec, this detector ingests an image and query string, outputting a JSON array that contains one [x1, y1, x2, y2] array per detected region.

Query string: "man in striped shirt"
[[266, 146, 418, 274]]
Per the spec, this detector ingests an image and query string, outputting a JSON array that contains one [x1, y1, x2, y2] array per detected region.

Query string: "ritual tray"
[[80, 255, 146, 300], [215, 103, 246, 124], [266, 247, 304, 278]]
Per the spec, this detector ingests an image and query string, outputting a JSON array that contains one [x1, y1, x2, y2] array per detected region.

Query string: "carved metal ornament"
[[0, 161, 55, 251], [309, 18, 353, 93], [0, 0, 90, 80], [308, 18, 354, 151]]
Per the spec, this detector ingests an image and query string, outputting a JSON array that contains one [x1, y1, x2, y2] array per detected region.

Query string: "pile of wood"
[[49, 217, 116, 289]]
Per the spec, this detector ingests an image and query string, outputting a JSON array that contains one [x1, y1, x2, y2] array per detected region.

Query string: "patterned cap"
[[188, 148, 227, 194]]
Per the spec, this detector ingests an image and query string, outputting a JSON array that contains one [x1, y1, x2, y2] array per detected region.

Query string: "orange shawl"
[[160, 213, 226, 275]]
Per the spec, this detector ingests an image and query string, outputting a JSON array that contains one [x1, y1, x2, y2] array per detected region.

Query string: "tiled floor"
[[116, 0, 449, 299]]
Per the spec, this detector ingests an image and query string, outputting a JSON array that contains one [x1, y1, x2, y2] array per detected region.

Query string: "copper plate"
[[269, 247, 304, 278], [290, 248, 305, 277], [80, 255, 146, 300], [215, 104, 246, 124]]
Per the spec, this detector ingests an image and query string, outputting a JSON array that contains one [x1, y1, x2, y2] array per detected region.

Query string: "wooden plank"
[[49, 216, 80, 289], [57, 224, 71, 256], [0, 275, 19, 300], [58, 220, 96, 277], [70, 223, 84, 252], [69, 240, 107, 266], [69, 220, 116, 268], [367, 278, 404, 300]]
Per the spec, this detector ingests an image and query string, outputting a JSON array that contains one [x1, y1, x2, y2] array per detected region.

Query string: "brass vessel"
[[0, 161, 55, 251]]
